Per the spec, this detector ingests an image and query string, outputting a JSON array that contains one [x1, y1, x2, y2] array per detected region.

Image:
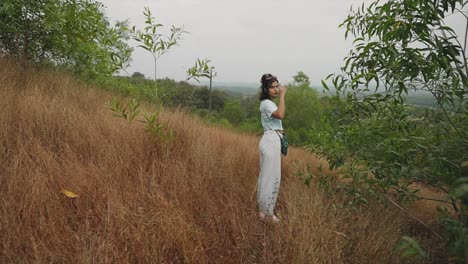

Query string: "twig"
[[384, 194, 442, 239], [251, 181, 258, 201], [414, 195, 452, 205], [330, 230, 349, 238]]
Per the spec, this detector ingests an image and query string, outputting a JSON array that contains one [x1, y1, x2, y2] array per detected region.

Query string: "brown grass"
[[0, 58, 444, 263]]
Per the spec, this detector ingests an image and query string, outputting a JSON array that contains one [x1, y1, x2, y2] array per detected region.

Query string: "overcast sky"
[[99, 0, 465, 86]]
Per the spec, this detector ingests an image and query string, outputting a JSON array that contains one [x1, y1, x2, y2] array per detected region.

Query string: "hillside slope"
[[0, 59, 424, 263]]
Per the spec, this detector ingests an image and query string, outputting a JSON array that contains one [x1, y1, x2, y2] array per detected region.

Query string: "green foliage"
[[105, 97, 141, 121], [292, 71, 310, 86], [438, 207, 468, 262], [186, 58, 217, 112], [192, 87, 226, 111], [0, 0, 132, 78], [318, 0, 468, 261], [395, 236, 428, 261], [296, 163, 313, 187], [186, 58, 217, 83], [222, 100, 246, 125], [439, 169, 468, 262], [217, 118, 233, 129], [283, 72, 325, 145], [104, 97, 173, 143], [132, 7, 185, 59], [94, 71, 235, 120], [131, 7, 186, 100], [238, 118, 262, 134], [96, 70, 329, 149], [295, 162, 338, 195], [240, 95, 260, 119], [141, 112, 174, 144], [132, 72, 145, 79]]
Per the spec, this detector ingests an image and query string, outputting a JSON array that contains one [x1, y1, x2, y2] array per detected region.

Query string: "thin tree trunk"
[[154, 57, 158, 101], [209, 70, 213, 113]]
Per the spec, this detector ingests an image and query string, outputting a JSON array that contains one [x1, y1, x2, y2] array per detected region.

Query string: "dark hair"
[[259, 73, 278, 101]]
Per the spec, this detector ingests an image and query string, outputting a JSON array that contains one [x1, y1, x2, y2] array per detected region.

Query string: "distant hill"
[[189, 81, 438, 107], [189, 81, 259, 96], [405, 91, 438, 107], [191, 81, 329, 97], [316, 85, 439, 108], [213, 81, 259, 96]]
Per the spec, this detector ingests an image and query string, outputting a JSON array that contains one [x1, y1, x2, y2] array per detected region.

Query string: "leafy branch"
[[131, 7, 187, 101], [186, 58, 217, 112]]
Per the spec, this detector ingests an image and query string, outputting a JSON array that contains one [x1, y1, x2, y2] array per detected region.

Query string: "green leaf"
[[453, 184, 468, 199], [321, 80, 329, 91], [395, 236, 427, 259]]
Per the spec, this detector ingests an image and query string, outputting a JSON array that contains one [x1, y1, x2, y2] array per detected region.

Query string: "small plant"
[[295, 162, 314, 187], [316, 164, 339, 197], [131, 7, 186, 101], [295, 163, 338, 197], [141, 111, 174, 144], [105, 97, 174, 144], [105, 97, 141, 121]]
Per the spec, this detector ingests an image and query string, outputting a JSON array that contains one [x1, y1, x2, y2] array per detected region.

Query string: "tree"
[[320, 0, 467, 261], [222, 100, 246, 125], [131, 7, 186, 101], [284, 72, 324, 145], [293, 71, 310, 86], [132, 72, 145, 79], [186, 58, 217, 112], [0, 0, 132, 78], [192, 87, 225, 112]]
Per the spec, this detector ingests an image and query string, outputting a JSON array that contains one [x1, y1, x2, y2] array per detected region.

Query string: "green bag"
[[277, 132, 288, 156]]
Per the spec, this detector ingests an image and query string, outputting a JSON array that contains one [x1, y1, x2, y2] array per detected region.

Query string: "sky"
[[99, 0, 465, 86]]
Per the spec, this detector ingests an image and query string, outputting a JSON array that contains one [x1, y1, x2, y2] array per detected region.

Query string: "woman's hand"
[[272, 85, 287, 120], [279, 85, 287, 96]]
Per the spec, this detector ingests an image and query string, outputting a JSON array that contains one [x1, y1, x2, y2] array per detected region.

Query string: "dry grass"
[[0, 58, 444, 263]]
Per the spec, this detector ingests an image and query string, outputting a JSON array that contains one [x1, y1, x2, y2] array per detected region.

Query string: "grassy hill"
[[0, 58, 445, 263]]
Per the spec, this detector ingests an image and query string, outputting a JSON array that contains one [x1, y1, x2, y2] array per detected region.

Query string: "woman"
[[257, 73, 287, 222]]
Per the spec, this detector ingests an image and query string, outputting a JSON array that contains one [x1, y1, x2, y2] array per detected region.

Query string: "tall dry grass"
[[0, 58, 441, 263]]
